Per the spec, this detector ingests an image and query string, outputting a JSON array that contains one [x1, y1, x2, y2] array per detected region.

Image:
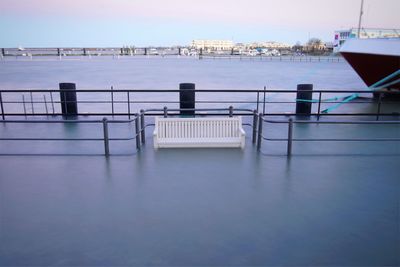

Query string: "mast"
[[357, 0, 365, 38]]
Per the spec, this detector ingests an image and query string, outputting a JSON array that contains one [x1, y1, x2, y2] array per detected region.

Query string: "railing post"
[[30, 92, 35, 114], [256, 91, 260, 113], [127, 92, 131, 119], [229, 106, 233, 117], [22, 95, 27, 117], [140, 109, 145, 144], [257, 113, 263, 151], [135, 114, 141, 150], [103, 117, 110, 156], [376, 93, 383, 121], [287, 118, 293, 157], [263, 86, 266, 114], [163, 106, 168, 118], [252, 110, 258, 144], [0, 92, 5, 120], [317, 92, 322, 121], [111, 86, 114, 117], [43, 95, 48, 115], [50, 92, 55, 115]]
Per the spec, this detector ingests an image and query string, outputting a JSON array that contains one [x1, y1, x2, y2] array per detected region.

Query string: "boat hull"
[[341, 52, 400, 90]]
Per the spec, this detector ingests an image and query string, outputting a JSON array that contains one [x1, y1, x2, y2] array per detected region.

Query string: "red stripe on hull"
[[341, 52, 400, 89]]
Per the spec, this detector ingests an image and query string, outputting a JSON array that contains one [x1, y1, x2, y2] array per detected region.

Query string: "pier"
[[0, 87, 399, 265]]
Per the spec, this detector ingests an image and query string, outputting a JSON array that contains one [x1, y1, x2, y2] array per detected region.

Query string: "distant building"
[[191, 40, 234, 50], [248, 41, 291, 49], [333, 28, 400, 53]]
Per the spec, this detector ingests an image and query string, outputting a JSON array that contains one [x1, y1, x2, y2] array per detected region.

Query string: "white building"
[[191, 40, 234, 50]]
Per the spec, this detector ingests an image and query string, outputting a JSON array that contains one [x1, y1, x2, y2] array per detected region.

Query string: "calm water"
[[0, 56, 366, 90]]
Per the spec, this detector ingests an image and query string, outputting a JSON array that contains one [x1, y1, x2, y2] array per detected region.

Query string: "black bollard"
[[1, 48, 5, 57], [57, 48, 60, 56], [144, 48, 148, 55], [83, 48, 87, 56], [59, 83, 78, 117], [295, 84, 313, 115], [179, 83, 195, 116], [178, 47, 181, 56]]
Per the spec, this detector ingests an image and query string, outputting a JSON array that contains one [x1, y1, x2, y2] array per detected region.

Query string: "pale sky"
[[0, 0, 399, 47]]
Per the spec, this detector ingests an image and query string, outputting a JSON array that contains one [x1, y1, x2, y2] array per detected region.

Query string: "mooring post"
[[103, 117, 110, 156], [140, 109, 145, 144], [287, 118, 293, 157], [257, 113, 263, 151], [59, 83, 78, 117], [1, 48, 5, 57], [179, 83, 195, 116], [296, 84, 313, 116], [135, 114, 141, 150], [252, 110, 258, 144]]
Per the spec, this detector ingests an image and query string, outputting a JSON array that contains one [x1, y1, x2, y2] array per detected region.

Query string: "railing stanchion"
[[256, 91, 260, 113], [257, 113, 263, 151], [50, 92, 55, 115], [287, 118, 293, 157], [102, 117, 110, 156], [164, 106, 168, 118], [317, 92, 322, 121], [263, 86, 266, 114], [22, 95, 27, 117], [127, 92, 131, 119], [252, 110, 258, 144], [229, 106, 233, 117], [140, 109, 145, 144], [43, 95, 48, 115], [111, 86, 114, 117], [377, 93, 382, 121], [0, 92, 5, 120], [135, 114, 141, 150], [30, 92, 35, 114]]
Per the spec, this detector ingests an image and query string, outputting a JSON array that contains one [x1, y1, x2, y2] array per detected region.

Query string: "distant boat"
[[340, 37, 400, 93], [18, 46, 25, 51]]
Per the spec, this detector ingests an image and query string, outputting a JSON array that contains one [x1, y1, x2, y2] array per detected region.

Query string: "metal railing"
[[0, 88, 399, 156], [0, 89, 398, 119], [256, 115, 400, 156], [0, 116, 141, 156]]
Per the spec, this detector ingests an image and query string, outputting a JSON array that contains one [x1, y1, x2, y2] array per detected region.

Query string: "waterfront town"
[[1, 28, 398, 58]]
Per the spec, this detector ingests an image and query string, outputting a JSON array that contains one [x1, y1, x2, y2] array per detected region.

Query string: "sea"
[[0, 56, 368, 113]]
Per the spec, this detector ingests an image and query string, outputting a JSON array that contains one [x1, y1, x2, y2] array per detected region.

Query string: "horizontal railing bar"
[[262, 119, 400, 124], [0, 119, 136, 123], [1, 89, 398, 94], [262, 137, 400, 142]]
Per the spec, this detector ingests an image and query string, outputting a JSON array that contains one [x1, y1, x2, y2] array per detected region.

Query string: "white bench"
[[153, 117, 246, 149]]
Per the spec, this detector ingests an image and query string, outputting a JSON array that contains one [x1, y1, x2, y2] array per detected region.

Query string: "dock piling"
[[59, 83, 78, 117]]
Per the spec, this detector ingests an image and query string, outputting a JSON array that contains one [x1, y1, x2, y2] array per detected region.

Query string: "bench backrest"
[[155, 117, 243, 139]]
